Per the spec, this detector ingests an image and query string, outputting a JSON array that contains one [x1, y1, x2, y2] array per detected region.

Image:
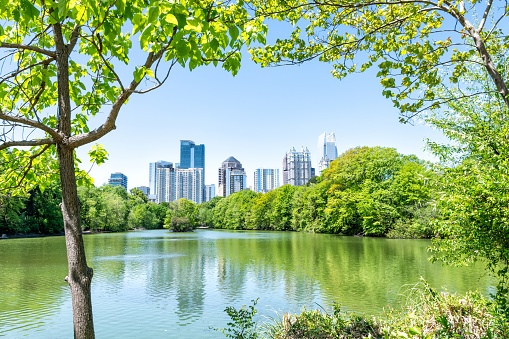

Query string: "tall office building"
[[254, 168, 280, 193], [180, 140, 205, 169], [204, 184, 216, 202], [155, 165, 176, 204], [108, 172, 128, 189], [218, 157, 247, 197], [176, 168, 204, 204], [149, 160, 173, 201], [180, 140, 205, 198], [317, 132, 338, 175], [282, 147, 313, 186]]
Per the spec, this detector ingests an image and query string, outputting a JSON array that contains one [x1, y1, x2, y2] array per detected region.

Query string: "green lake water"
[[0, 229, 495, 338]]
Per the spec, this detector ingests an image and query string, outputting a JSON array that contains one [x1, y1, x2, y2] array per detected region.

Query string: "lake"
[[0, 229, 495, 338]]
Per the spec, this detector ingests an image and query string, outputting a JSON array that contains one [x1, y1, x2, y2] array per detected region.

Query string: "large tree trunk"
[[53, 21, 95, 339], [58, 146, 95, 339]]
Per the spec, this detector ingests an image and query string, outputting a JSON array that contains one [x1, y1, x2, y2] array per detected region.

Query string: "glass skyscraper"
[[180, 140, 205, 169], [108, 172, 128, 189]]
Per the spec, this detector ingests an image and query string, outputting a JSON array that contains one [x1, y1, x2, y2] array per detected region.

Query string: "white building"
[[155, 165, 176, 204], [205, 184, 216, 202], [254, 168, 280, 193], [149, 160, 173, 202], [176, 168, 204, 204], [317, 132, 338, 175], [282, 147, 313, 186]]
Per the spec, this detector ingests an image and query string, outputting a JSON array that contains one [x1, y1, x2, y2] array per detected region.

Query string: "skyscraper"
[[176, 168, 204, 204], [317, 132, 338, 175], [155, 164, 176, 204], [282, 147, 312, 186], [254, 168, 280, 193], [180, 140, 205, 169], [149, 160, 173, 201], [108, 172, 128, 189], [180, 140, 205, 198], [218, 156, 246, 197], [205, 184, 216, 202]]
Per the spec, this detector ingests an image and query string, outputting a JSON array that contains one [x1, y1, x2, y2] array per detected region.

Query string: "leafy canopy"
[[0, 0, 266, 192]]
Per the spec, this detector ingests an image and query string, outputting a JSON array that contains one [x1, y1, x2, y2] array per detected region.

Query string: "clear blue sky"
[[76, 26, 448, 190]]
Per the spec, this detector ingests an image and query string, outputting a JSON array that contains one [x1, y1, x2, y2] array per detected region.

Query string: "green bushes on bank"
[[221, 282, 509, 338]]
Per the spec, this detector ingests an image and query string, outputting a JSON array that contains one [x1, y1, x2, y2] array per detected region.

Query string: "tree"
[[426, 50, 509, 295], [251, 0, 509, 120], [0, 1, 265, 337]]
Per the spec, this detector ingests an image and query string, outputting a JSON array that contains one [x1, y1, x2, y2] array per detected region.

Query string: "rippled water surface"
[[0, 230, 495, 337]]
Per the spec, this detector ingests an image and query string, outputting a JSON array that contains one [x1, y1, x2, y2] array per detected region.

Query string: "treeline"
[[0, 182, 201, 234], [197, 147, 436, 238], [1, 146, 435, 237]]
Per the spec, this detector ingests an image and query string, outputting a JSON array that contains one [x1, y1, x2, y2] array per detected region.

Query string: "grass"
[[255, 280, 509, 339]]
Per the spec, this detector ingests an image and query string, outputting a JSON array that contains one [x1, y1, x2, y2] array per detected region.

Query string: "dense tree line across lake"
[[200, 146, 435, 238], [0, 146, 434, 238]]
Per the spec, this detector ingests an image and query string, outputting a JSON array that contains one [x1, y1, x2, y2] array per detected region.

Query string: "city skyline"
[[78, 52, 448, 190]]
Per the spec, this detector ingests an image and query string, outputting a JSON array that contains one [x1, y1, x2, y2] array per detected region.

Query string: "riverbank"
[[226, 282, 509, 338]]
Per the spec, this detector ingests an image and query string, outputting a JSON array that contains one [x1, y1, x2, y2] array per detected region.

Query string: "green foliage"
[[128, 204, 158, 230], [250, 0, 509, 120], [217, 298, 259, 339], [426, 50, 509, 293], [168, 216, 193, 232], [200, 147, 433, 237], [163, 198, 198, 229], [0, 0, 267, 195], [0, 193, 25, 234], [264, 282, 509, 338]]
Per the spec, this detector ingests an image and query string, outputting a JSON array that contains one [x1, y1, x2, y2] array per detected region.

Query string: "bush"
[[169, 216, 193, 232]]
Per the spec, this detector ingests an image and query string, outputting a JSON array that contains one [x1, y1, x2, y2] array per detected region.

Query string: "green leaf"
[[166, 13, 178, 25], [134, 67, 145, 82], [148, 6, 160, 24]]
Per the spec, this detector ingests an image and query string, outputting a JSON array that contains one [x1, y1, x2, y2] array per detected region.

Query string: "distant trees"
[[198, 146, 434, 237]]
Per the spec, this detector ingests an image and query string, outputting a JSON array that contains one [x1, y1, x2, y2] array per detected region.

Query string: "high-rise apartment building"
[[218, 157, 247, 197], [149, 160, 173, 201], [205, 184, 216, 202], [108, 172, 128, 189], [176, 168, 204, 204], [282, 147, 313, 186], [317, 132, 338, 175], [254, 168, 280, 193], [155, 164, 176, 204], [180, 140, 205, 198]]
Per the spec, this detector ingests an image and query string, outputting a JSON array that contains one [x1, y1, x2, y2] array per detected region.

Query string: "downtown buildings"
[[317, 132, 338, 175], [282, 147, 313, 186], [108, 172, 128, 189], [218, 157, 247, 197], [254, 168, 280, 193], [149, 140, 205, 204]]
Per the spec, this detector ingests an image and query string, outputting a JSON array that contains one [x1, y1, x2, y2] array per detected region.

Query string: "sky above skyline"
[[77, 53, 447, 191], [75, 22, 449, 191]]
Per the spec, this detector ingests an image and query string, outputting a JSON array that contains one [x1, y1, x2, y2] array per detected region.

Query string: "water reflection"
[[0, 229, 495, 338]]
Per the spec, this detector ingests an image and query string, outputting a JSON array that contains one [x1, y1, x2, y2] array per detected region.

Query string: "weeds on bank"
[[220, 280, 509, 338]]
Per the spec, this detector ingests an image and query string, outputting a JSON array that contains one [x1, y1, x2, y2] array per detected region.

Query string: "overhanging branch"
[[0, 42, 56, 58]]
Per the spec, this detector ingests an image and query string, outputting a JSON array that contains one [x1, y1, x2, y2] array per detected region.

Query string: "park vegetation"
[[200, 146, 435, 238], [1, 146, 434, 239]]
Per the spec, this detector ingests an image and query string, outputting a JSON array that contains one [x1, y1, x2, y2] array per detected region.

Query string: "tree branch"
[[0, 138, 55, 151], [0, 42, 56, 58], [0, 109, 62, 141], [478, 0, 493, 31]]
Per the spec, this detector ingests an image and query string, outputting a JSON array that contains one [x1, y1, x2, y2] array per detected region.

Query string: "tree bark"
[[53, 21, 95, 339], [58, 146, 95, 339]]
